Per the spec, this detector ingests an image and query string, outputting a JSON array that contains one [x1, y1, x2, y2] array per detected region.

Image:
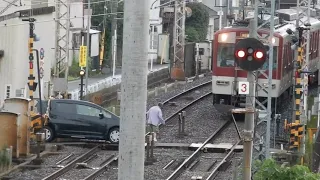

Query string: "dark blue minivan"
[[38, 99, 120, 143]]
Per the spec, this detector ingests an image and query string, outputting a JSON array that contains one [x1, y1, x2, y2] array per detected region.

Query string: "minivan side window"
[[56, 102, 74, 113], [76, 104, 100, 117], [102, 110, 112, 118]]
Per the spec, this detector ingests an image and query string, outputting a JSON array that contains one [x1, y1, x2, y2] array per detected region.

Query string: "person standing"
[[146, 102, 165, 141]]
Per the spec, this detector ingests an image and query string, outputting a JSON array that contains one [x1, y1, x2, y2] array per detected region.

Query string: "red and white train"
[[212, 8, 320, 107]]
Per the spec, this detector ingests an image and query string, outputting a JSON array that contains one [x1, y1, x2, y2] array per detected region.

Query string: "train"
[[212, 8, 320, 109]]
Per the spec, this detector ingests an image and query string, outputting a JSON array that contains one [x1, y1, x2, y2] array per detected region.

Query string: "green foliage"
[[185, 3, 209, 42], [254, 159, 320, 180], [91, 0, 124, 67]]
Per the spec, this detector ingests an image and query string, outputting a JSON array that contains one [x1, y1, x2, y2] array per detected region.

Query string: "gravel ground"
[[160, 84, 212, 121], [158, 95, 228, 144], [94, 148, 194, 180], [5, 146, 95, 180], [211, 121, 243, 145], [58, 150, 118, 180], [147, 75, 212, 109]]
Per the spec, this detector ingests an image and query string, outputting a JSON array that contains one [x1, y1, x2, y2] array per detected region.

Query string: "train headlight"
[[221, 33, 228, 42]]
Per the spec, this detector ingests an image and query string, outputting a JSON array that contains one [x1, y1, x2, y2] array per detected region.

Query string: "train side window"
[[217, 44, 235, 67]]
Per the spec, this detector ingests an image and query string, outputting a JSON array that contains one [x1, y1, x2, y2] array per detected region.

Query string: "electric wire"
[[0, 12, 123, 27]]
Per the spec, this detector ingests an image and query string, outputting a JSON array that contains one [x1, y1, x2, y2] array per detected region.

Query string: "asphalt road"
[[67, 64, 168, 91]]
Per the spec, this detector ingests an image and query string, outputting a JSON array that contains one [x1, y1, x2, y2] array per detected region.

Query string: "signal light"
[[234, 38, 267, 71], [254, 51, 264, 59], [237, 50, 245, 58]]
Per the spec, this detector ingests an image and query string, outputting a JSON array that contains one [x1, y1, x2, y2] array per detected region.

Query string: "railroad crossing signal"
[[234, 38, 267, 71], [79, 46, 87, 67]]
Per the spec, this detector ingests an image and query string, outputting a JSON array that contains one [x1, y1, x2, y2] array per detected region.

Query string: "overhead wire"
[[0, 0, 119, 8], [0, 12, 123, 27]]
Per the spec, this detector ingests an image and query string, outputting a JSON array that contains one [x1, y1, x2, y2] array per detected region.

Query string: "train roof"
[[221, 8, 320, 37]]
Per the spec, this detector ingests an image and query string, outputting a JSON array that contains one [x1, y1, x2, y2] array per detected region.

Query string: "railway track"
[[161, 81, 212, 121], [164, 118, 242, 180], [42, 145, 100, 180]]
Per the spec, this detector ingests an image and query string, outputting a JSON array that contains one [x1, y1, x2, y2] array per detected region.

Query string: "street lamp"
[[79, 69, 85, 100]]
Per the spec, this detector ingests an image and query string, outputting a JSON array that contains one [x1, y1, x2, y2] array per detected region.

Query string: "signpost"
[[79, 46, 87, 67], [238, 81, 249, 95]]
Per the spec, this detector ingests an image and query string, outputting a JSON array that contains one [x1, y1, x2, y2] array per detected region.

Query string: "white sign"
[[238, 81, 249, 95]]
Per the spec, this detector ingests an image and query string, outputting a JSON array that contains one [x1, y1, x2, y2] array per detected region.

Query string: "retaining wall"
[[84, 67, 170, 106]]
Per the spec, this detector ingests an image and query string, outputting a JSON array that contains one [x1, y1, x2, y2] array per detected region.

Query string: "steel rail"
[[205, 140, 241, 180], [162, 80, 211, 104], [166, 119, 232, 180], [42, 145, 100, 180], [82, 132, 152, 179], [83, 155, 118, 180], [163, 92, 212, 123]]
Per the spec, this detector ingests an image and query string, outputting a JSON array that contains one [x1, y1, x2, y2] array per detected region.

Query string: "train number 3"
[[241, 84, 247, 93]]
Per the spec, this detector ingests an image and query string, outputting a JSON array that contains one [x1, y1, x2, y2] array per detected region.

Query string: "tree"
[[91, 0, 124, 67], [254, 159, 320, 180], [185, 3, 209, 42]]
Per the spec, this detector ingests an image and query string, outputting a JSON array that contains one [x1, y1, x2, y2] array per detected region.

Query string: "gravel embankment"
[[6, 146, 91, 180], [58, 150, 118, 180], [158, 95, 229, 144], [147, 75, 212, 109]]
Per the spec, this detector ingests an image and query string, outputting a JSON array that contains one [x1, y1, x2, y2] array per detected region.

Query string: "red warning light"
[[254, 51, 264, 59], [29, 62, 33, 69], [236, 50, 245, 58]]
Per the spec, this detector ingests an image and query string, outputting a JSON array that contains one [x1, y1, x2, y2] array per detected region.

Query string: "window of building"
[[4, 84, 11, 99]]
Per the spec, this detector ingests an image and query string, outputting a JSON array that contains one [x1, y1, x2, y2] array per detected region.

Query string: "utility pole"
[[171, 0, 186, 80], [109, 0, 118, 70], [118, 0, 149, 179], [112, 29, 117, 78], [54, 0, 71, 97], [230, 0, 276, 178], [99, 0, 108, 72], [85, 0, 91, 94], [243, 19, 257, 180]]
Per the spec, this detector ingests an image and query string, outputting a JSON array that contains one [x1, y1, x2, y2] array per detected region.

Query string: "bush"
[[254, 158, 320, 180]]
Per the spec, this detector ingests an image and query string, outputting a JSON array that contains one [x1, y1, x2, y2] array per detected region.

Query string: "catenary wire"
[[0, 12, 123, 28]]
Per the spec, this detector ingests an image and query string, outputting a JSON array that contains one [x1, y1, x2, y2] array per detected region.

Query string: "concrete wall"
[[84, 68, 170, 106], [0, 10, 55, 105]]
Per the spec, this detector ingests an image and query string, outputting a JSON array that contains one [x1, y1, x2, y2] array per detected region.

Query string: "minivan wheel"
[[43, 126, 54, 142], [108, 127, 119, 143]]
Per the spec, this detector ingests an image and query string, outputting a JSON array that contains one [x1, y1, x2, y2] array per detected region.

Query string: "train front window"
[[261, 46, 278, 70], [217, 44, 235, 67]]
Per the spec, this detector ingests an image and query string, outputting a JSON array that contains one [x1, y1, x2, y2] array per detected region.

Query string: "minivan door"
[[50, 101, 78, 135], [75, 104, 107, 138]]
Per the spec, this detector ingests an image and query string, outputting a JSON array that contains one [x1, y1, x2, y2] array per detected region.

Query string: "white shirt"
[[147, 106, 165, 126]]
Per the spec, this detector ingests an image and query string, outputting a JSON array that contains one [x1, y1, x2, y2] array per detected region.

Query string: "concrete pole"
[[109, 0, 118, 69], [150, 25, 155, 72], [265, 0, 276, 159], [85, 0, 91, 95], [195, 43, 199, 77], [304, 0, 311, 115], [117, 0, 149, 179], [243, 19, 257, 180], [219, 0, 223, 30], [112, 29, 117, 78]]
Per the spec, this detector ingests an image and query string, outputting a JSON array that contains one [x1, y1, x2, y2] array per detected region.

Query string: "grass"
[[68, 76, 79, 81]]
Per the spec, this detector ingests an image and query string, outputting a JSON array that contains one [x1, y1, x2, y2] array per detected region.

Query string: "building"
[[0, 7, 55, 105]]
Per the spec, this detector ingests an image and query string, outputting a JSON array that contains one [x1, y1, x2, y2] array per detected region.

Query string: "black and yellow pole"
[[22, 18, 38, 141]]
